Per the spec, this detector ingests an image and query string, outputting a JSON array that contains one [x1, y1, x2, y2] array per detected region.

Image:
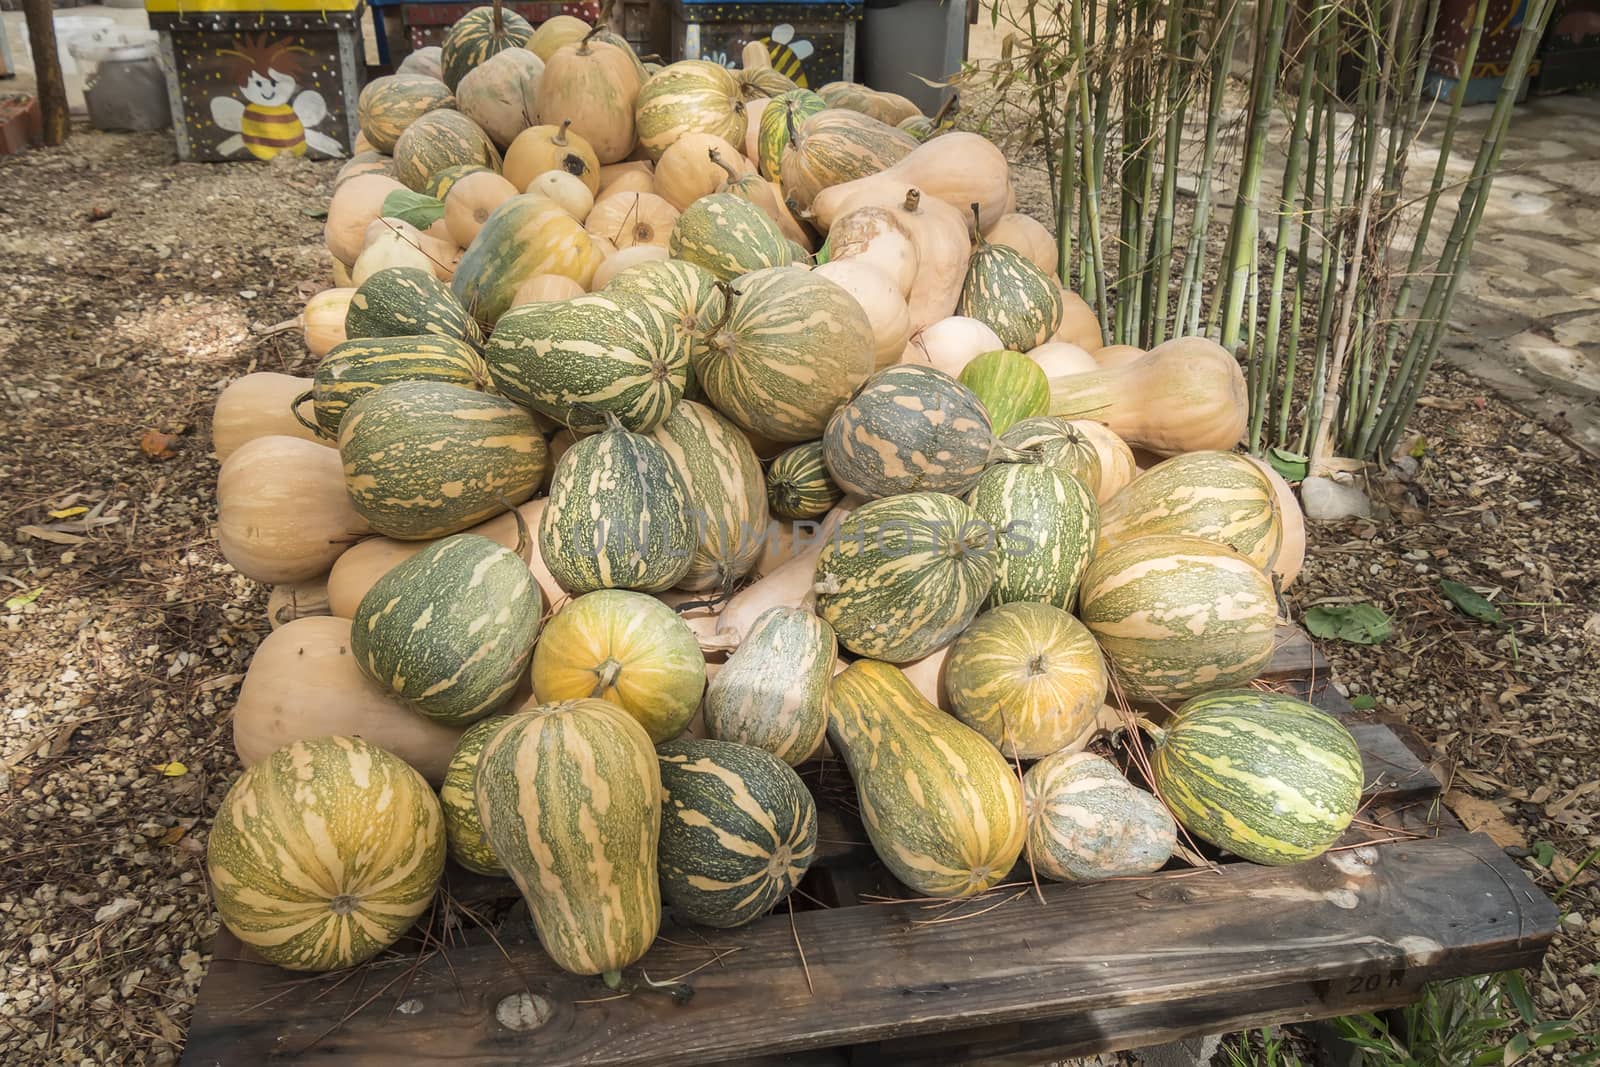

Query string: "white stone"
[[1300, 476, 1373, 521]]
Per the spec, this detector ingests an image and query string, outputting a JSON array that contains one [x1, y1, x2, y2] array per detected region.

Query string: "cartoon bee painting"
[[761, 24, 815, 87], [208, 35, 345, 160]]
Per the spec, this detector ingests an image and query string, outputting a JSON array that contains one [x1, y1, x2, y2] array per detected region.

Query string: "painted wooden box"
[[383, 0, 599, 54], [146, 0, 364, 163], [669, 0, 861, 88]]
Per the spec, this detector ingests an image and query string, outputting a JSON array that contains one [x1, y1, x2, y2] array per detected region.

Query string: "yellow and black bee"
[[760, 24, 816, 87]]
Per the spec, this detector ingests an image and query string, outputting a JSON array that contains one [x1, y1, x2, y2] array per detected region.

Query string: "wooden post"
[[22, 0, 69, 146]]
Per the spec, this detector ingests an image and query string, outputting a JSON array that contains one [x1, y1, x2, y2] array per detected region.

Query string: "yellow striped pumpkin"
[[1077, 534, 1279, 702], [474, 700, 661, 980], [944, 602, 1107, 759], [206, 736, 445, 972], [828, 661, 1025, 897], [1099, 450, 1283, 573], [634, 61, 747, 162], [779, 108, 919, 211], [438, 716, 509, 876]]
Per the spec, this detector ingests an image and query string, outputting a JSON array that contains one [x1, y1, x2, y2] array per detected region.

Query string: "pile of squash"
[[206, 5, 1363, 984]]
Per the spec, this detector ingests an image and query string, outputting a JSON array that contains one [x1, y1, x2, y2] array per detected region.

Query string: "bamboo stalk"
[[1148, 0, 1193, 346], [1298, 16, 1346, 454]]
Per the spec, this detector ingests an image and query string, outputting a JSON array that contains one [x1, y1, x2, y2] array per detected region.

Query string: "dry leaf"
[[196, 672, 245, 693], [159, 818, 198, 846], [1530, 784, 1554, 805], [17, 525, 88, 545], [153, 760, 188, 777], [140, 430, 180, 460], [48, 506, 88, 519], [1547, 781, 1599, 816], [1445, 790, 1527, 849]]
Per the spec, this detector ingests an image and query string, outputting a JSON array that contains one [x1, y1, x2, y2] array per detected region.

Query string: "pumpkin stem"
[[553, 119, 572, 148], [590, 657, 624, 695], [970, 202, 985, 242], [902, 188, 921, 214], [602, 970, 624, 991], [507, 499, 531, 565], [580, 24, 604, 51], [491, 0, 503, 37], [784, 102, 800, 149], [707, 147, 739, 186], [707, 282, 736, 336], [993, 442, 1043, 465], [290, 389, 332, 440]]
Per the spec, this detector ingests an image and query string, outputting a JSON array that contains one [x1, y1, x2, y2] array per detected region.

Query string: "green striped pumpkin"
[[344, 266, 483, 348], [303, 334, 489, 438], [944, 601, 1107, 758], [822, 364, 1021, 500], [814, 492, 998, 663], [351, 529, 541, 723], [530, 589, 706, 743], [780, 108, 918, 211], [757, 89, 825, 180], [1024, 751, 1175, 881], [484, 289, 686, 434], [1150, 689, 1363, 865], [451, 193, 605, 327], [766, 440, 841, 521], [656, 738, 818, 927], [634, 60, 748, 161], [339, 380, 547, 540], [603, 258, 726, 378], [702, 606, 835, 765], [829, 661, 1025, 897], [207, 736, 445, 972], [668, 193, 796, 282], [393, 109, 502, 193], [439, 716, 510, 876], [440, 4, 534, 90], [817, 81, 922, 124], [696, 266, 874, 443], [958, 350, 1049, 433], [966, 461, 1099, 610], [356, 74, 456, 154], [1099, 451, 1283, 573], [474, 700, 661, 979], [423, 163, 492, 200], [651, 400, 768, 592], [956, 235, 1064, 352], [1077, 534, 1279, 702], [538, 419, 694, 594], [999, 416, 1102, 499]]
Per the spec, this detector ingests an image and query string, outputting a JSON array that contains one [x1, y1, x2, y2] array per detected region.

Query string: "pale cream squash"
[[212, 373, 330, 463], [217, 435, 369, 584], [812, 259, 912, 368]]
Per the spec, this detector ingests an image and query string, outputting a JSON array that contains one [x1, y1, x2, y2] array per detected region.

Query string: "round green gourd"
[[538, 419, 695, 594], [439, 716, 510, 876], [530, 589, 706, 743], [1024, 751, 1176, 881], [814, 491, 998, 663], [957, 350, 1049, 433], [965, 460, 1099, 610], [604, 258, 726, 377], [1150, 689, 1363, 865], [351, 526, 542, 724], [344, 266, 483, 347], [822, 364, 1026, 500], [440, 3, 534, 90], [702, 606, 835, 765], [393, 109, 502, 193], [758, 89, 826, 180], [483, 289, 687, 434], [944, 601, 1107, 759], [956, 227, 1064, 352], [474, 700, 661, 980], [766, 440, 842, 521], [207, 735, 445, 972], [999, 415, 1102, 498], [668, 192, 796, 282], [1076, 534, 1279, 702], [656, 737, 818, 927], [1099, 450, 1283, 573], [338, 380, 548, 541], [302, 334, 490, 438]]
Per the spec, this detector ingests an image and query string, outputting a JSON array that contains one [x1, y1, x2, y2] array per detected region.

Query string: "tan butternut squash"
[[809, 132, 1011, 232], [1246, 456, 1305, 589], [1053, 288, 1104, 351], [826, 188, 968, 331], [325, 173, 407, 266], [742, 97, 770, 162], [1027, 342, 1099, 377], [212, 373, 330, 463], [444, 170, 520, 247], [510, 273, 587, 305], [656, 133, 752, 210], [266, 577, 332, 629], [525, 169, 596, 220], [217, 435, 369, 584], [826, 206, 918, 296], [584, 190, 679, 248], [598, 160, 654, 197], [983, 211, 1058, 275], [528, 13, 591, 60], [302, 287, 354, 357], [538, 33, 641, 164], [812, 259, 911, 368], [1092, 343, 1146, 368], [1067, 419, 1139, 503], [327, 498, 562, 619], [591, 244, 669, 289], [233, 616, 465, 785], [331, 258, 353, 287], [503, 120, 601, 194], [899, 315, 1003, 377], [1047, 337, 1247, 456]]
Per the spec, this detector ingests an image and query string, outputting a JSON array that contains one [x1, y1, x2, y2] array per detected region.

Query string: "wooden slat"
[[180, 831, 1555, 1066]]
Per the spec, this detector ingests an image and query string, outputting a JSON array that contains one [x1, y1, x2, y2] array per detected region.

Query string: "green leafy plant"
[[1220, 1027, 1307, 1066], [1304, 603, 1393, 645]]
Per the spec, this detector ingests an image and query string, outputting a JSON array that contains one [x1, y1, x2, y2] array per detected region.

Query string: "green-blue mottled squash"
[[651, 400, 768, 593], [766, 440, 842, 521], [965, 460, 1099, 609], [668, 193, 796, 281], [344, 266, 483, 347], [1098, 450, 1283, 573], [702, 606, 835, 765], [303, 334, 489, 438], [1024, 751, 1176, 881], [956, 225, 1064, 352]]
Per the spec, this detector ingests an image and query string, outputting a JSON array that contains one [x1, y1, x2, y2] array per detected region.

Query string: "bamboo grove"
[[964, 0, 1556, 466]]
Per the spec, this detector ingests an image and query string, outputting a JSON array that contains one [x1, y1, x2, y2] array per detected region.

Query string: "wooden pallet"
[[181, 627, 1557, 1066]]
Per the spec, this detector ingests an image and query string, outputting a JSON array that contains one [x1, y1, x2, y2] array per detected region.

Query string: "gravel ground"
[[0, 126, 1594, 1064]]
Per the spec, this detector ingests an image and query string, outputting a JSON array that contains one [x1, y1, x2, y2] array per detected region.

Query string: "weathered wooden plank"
[[180, 831, 1555, 1066]]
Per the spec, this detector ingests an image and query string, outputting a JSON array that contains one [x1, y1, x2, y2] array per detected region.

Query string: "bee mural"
[[760, 24, 815, 87], [208, 35, 346, 161]]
